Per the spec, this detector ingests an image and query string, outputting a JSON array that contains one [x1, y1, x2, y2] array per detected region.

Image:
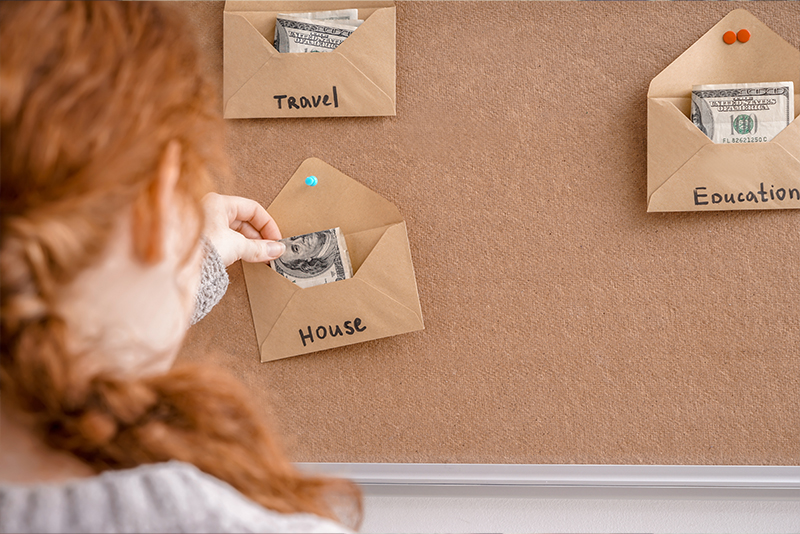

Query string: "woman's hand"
[[202, 193, 285, 267]]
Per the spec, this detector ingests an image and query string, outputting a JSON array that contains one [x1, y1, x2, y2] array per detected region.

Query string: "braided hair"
[[0, 2, 361, 528]]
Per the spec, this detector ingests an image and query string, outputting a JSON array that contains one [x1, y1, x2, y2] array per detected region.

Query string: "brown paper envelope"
[[241, 158, 424, 362], [223, 2, 395, 118], [646, 9, 800, 212]]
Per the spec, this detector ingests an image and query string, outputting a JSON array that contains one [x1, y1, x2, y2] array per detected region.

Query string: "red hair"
[[0, 1, 361, 528]]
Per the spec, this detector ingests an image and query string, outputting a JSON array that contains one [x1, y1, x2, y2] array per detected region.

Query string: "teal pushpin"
[[305, 175, 318, 187]]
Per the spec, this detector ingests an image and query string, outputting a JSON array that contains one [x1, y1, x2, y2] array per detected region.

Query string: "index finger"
[[223, 195, 282, 241]]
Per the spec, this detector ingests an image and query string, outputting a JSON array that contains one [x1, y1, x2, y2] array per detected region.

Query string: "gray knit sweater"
[[190, 237, 231, 325], [0, 242, 352, 534], [0, 462, 350, 533]]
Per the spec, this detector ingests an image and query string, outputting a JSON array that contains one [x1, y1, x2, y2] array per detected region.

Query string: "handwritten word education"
[[693, 183, 800, 206]]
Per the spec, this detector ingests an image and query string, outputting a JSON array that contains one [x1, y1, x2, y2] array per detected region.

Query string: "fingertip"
[[266, 241, 285, 260], [239, 240, 285, 264]]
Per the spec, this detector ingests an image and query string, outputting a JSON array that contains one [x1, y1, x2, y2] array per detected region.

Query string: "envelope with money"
[[647, 9, 800, 212], [242, 158, 424, 362], [223, 1, 396, 119]]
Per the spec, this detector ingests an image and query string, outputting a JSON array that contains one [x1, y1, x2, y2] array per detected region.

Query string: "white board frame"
[[299, 463, 800, 499]]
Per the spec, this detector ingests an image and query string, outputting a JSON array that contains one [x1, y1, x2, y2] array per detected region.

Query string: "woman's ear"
[[131, 141, 182, 264]]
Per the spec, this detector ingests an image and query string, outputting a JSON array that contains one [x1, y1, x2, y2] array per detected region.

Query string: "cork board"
[[177, 1, 800, 465]]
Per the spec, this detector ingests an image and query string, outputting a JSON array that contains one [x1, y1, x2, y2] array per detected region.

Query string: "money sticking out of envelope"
[[274, 10, 364, 53], [691, 81, 794, 144], [242, 158, 424, 362], [647, 9, 800, 212], [223, 1, 396, 119], [271, 227, 353, 288]]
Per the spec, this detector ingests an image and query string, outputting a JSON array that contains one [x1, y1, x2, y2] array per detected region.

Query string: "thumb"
[[239, 239, 285, 263]]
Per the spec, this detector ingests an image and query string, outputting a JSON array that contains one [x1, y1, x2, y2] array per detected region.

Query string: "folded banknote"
[[691, 81, 794, 144], [271, 227, 353, 289], [274, 9, 363, 53]]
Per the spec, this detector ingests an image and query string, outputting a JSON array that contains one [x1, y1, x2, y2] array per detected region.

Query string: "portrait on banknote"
[[271, 227, 353, 289]]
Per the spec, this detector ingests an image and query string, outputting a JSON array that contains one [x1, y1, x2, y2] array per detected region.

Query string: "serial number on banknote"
[[723, 136, 770, 143]]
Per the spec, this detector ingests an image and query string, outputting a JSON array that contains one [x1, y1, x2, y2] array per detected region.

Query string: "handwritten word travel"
[[274, 86, 339, 110]]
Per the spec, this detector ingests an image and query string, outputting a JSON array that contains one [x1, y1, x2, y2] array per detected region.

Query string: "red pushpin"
[[723, 31, 736, 45], [737, 29, 751, 43]]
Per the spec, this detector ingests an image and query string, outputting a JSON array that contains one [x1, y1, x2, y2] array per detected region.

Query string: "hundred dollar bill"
[[271, 227, 353, 289], [274, 12, 362, 53], [276, 8, 361, 43], [691, 81, 794, 144], [279, 9, 360, 23]]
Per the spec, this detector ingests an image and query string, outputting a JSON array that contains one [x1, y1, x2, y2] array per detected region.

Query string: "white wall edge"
[[298, 463, 800, 499]]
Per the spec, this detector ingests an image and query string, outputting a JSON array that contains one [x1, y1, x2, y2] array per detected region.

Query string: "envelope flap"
[[354, 221, 422, 322], [647, 98, 711, 199], [259, 277, 423, 362], [345, 224, 391, 273], [648, 9, 800, 99], [223, 11, 275, 105], [772, 115, 800, 161], [241, 260, 299, 346], [223, 52, 394, 119], [268, 158, 403, 237], [648, 142, 800, 212], [335, 6, 396, 101]]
